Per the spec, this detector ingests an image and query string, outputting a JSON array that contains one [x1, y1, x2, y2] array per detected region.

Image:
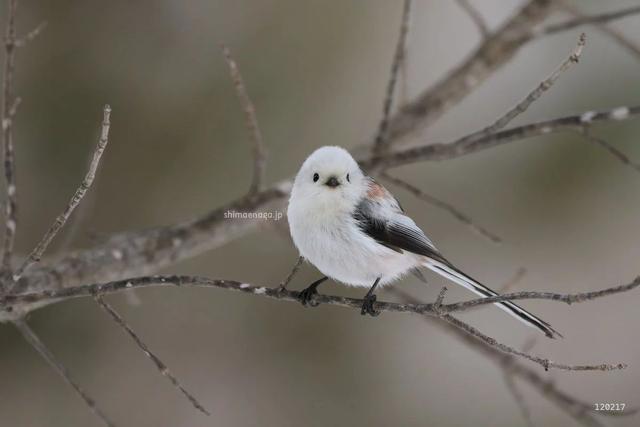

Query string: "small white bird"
[[287, 146, 559, 338]]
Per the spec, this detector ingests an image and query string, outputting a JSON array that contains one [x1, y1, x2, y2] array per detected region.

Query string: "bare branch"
[[94, 295, 211, 416], [475, 32, 585, 137], [385, 0, 554, 145], [3, 274, 634, 372], [581, 128, 640, 175], [398, 44, 410, 106], [380, 172, 502, 244], [11, 105, 111, 283], [365, 104, 640, 171], [440, 276, 640, 312], [13, 318, 115, 427], [390, 288, 634, 426], [557, 2, 640, 61], [3, 102, 637, 312], [540, 5, 640, 37], [499, 267, 527, 293], [220, 44, 267, 195], [432, 286, 447, 314], [442, 314, 623, 371], [373, 0, 413, 155], [14, 21, 47, 47], [455, 0, 490, 38], [503, 371, 536, 427], [1, 0, 19, 273], [278, 256, 304, 291], [593, 24, 640, 60]]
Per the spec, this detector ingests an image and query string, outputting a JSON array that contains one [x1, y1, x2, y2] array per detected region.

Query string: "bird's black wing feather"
[[353, 199, 450, 265]]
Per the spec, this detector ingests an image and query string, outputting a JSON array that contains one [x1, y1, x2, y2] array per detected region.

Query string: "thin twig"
[[11, 105, 111, 283], [499, 267, 527, 293], [14, 21, 47, 47], [581, 128, 640, 175], [380, 172, 502, 244], [432, 286, 447, 314], [220, 44, 267, 195], [365, 104, 640, 171], [1, 0, 19, 274], [94, 295, 211, 416], [593, 24, 640, 61], [540, 5, 640, 37], [55, 170, 99, 253], [441, 313, 624, 372], [439, 276, 640, 312], [2, 274, 634, 372], [278, 256, 303, 291], [13, 318, 115, 427], [455, 0, 490, 38], [501, 337, 539, 427], [476, 33, 586, 137], [373, 0, 413, 155], [557, 2, 640, 61], [503, 369, 536, 427], [390, 288, 633, 426]]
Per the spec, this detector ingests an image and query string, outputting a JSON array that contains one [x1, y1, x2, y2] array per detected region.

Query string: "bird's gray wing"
[[353, 195, 449, 265]]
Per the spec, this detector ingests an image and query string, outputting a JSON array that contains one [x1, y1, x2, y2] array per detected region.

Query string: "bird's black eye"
[[346, 173, 350, 183], [313, 173, 319, 182]]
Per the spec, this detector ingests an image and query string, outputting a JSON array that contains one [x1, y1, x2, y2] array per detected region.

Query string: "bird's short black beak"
[[325, 176, 340, 188]]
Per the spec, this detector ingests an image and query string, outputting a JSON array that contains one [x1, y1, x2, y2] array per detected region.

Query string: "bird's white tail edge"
[[424, 260, 561, 339]]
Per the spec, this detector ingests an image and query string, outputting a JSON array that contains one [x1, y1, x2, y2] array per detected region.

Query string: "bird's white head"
[[289, 146, 366, 215]]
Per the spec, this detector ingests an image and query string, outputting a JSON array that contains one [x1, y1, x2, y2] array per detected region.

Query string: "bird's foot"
[[360, 293, 380, 316], [299, 285, 320, 307]]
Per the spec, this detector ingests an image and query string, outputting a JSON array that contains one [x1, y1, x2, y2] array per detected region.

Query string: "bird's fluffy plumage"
[[287, 146, 559, 338]]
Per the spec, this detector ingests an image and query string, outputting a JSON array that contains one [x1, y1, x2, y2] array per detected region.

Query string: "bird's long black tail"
[[424, 260, 561, 339]]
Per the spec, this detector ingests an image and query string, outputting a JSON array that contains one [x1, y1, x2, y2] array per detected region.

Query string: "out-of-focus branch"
[[1, 0, 18, 274], [221, 44, 267, 195], [390, 287, 633, 427], [3, 274, 637, 372], [499, 267, 527, 293], [503, 358, 536, 427], [380, 172, 502, 244], [373, 0, 413, 155], [539, 5, 640, 36], [10, 105, 111, 284], [94, 295, 211, 416], [13, 318, 115, 427], [14, 21, 47, 47], [557, 2, 640, 61], [455, 0, 489, 38], [384, 0, 554, 145], [581, 128, 640, 175]]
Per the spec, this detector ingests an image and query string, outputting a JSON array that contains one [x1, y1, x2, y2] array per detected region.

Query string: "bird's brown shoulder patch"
[[367, 182, 387, 200]]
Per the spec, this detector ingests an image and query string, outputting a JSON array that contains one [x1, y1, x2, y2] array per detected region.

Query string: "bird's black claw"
[[299, 286, 319, 307], [360, 294, 379, 316]]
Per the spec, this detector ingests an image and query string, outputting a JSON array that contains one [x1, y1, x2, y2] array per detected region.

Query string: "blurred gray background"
[[1, 0, 640, 426]]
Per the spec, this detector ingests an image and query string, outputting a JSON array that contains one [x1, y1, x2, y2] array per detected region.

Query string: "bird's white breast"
[[287, 195, 418, 287]]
